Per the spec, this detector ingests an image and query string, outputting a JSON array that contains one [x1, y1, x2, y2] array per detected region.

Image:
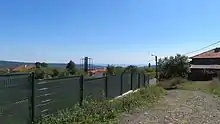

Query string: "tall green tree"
[[106, 65, 115, 75], [158, 54, 190, 79], [66, 60, 77, 75], [35, 62, 41, 68], [148, 63, 151, 68], [41, 62, 48, 68], [35, 62, 48, 68], [52, 68, 59, 77]]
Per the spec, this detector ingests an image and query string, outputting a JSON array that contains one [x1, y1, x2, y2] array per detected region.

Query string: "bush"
[[158, 54, 190, 79], [157, 77, 186, 90], [38, 86, 165, 124]]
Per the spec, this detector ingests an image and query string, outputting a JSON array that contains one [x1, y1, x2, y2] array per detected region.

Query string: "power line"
[[183, 41, 220, 55]]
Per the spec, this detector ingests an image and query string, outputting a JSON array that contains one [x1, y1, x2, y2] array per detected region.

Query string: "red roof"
[[12, 65, 35, 71], [88, 68, 106, 74], [191, 48, 220, 59]]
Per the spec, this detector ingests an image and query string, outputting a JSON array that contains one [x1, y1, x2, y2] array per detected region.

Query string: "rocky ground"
[[121, 90, 220, 124]]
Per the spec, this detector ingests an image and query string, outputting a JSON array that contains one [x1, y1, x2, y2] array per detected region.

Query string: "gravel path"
[[121, 90, 220, 124]]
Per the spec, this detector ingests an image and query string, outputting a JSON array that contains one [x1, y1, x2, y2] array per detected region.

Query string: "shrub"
[[38, 86, 165, 124], [157, 77, 186, 90]]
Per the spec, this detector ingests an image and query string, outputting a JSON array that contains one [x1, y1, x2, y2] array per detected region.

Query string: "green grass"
[[178, 78, 220, 96], [156, 77, 220, 97], [38, 86, 166, 124], [179, 81, 212, 92]]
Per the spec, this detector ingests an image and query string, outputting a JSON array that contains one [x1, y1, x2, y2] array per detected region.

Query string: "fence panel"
[[0, 73, 31, 124], [122, 73, 131, 93], [35, 77, 80, 118], [139, 73, 145, 87], [83, 77, 106, 100], [146, 75, 150, 85], [107, 75, 121, 99], [132, 72, 138, 90]]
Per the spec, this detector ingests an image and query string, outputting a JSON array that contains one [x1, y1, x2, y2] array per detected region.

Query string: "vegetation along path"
[[121, 90, 220, 124]]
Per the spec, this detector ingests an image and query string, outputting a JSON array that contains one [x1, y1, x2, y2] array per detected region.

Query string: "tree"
[[52, 68, 59, 77], [35, 62, 48, 68], [106, 65, 115, 75], [158, 54, 190, 79], [66, 60, 77, 75], [126, 65, 138, 72], [41, 62, 48, 68], [35, 62, 41, 68], [34, 68, 45, 79], [148, 63, 151, 68]]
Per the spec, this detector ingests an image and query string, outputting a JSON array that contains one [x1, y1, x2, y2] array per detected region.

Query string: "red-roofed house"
[[189, 47, 220, 80], [12, 65, 35, 72]]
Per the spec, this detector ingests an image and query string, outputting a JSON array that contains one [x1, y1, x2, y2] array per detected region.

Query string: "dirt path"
[[121, 90, 220, 124]]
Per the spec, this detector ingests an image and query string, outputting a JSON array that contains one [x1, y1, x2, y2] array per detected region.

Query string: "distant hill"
[[0, 61, 155, 69], [0, 61, 105, 69]]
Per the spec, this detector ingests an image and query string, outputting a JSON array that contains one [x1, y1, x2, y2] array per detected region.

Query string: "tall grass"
[[179, 78, 220, 96], [38, 86, 165, 124]]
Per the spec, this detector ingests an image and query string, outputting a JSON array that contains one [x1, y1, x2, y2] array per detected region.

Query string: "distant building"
[[12, 65, 35, 72], [88, 68, 107, 76], [189, 47, 220, 81]]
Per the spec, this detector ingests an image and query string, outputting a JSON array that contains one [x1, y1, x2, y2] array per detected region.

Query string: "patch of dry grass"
[[157, 77, 187, 90]]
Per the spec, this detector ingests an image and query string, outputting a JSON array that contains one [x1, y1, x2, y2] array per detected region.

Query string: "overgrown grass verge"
[[38, 86, 165, 124], [178, 78, 220, 96]]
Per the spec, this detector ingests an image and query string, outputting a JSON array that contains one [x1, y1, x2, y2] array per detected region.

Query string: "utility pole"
[[155, 55, 158, 81]]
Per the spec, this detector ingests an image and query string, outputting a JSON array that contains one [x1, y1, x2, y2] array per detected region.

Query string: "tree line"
[[1, 53, 189, 80], [33, 60, 86, 79]]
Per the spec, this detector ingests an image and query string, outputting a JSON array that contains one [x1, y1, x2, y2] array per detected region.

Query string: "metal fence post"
[[120, 73, 123, 95], [147, 75, 150, 86], [138, 73, 141, 88], [31, 72, 35, 123], [80, 75, 84, 106], [143, 74, 146, 87], [105, 75, 108, 98], [130, 72, 133, 90]]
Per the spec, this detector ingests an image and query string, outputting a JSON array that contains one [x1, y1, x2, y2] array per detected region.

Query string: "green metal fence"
[[0, 73, 31, 124], [106, 74, 121, 98], [0, 72, 151, 124]]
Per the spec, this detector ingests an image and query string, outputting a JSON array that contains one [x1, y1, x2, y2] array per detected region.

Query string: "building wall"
[[189, 68, 218, 81], [192, 58, 220, 65]]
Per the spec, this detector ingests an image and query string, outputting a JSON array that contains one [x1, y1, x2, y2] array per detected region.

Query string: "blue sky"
[[1, 0, 220, 64]]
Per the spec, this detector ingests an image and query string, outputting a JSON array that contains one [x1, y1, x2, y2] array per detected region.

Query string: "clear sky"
[[1, 0, 220, 64]]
